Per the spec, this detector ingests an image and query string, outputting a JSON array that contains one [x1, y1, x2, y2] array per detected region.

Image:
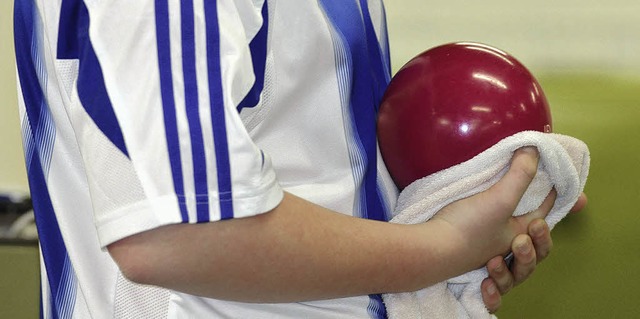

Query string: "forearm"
[[108, 192, 471, 303]]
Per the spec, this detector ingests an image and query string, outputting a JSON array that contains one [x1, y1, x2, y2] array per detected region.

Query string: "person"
[[14, 0, 586, 318]]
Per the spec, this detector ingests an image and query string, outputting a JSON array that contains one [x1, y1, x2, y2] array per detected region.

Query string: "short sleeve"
[[71, 0, 282, 247]]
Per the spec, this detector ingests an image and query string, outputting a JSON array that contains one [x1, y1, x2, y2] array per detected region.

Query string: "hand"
[[480, 197, 555, 312], [431, 147, 550, 270], [481, 191, 588, 312]]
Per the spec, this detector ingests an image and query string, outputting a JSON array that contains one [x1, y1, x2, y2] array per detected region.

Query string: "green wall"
[[498, 73, 640, 318], [0, 244, 39, 318]]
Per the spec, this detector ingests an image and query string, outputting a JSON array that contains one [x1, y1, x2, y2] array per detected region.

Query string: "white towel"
[[382, 131, 590, 319]]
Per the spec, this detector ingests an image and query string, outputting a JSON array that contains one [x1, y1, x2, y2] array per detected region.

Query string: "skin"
[[481, 192, 587, 312], [108, 148, 585, 308]]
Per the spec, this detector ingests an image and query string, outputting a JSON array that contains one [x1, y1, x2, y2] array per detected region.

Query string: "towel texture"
[[382, 131, 590, 319]]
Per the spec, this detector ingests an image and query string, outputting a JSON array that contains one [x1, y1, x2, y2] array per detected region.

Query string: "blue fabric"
[[317, 1, 391, 317], [357, 0, 391, 107], [237, 0, 269, 112], [14, 1, 77, 317], [180, 0, 211, 222], [57, 0, 129, 157], [155, 0, 190, 222], [318, 0, 388, 223], [203, 0, 234, 220]]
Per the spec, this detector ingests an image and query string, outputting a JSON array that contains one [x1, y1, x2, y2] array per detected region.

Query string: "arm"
[[108, 147, 547, 303], [108, 191, 464, 302]]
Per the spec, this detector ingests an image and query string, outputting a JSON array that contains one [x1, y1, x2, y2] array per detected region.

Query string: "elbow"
[[107, 235, 158, 286]]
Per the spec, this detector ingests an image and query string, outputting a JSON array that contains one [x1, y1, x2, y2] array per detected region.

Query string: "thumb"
[[485, 147, 540, 216]]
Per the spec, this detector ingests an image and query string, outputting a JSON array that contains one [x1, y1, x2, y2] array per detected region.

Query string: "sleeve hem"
[[96, 181, 284, 248]]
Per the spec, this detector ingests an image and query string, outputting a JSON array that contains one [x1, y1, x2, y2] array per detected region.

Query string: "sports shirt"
[[14, 0, 398, 317]]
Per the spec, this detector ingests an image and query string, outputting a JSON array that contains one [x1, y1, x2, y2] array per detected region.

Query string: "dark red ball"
[[378, 42, 552, 190]]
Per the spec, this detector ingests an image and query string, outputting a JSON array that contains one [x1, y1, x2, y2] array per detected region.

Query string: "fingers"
[[529, 219, 553, 262], [486, 220, 551, 292], [488, 218, 552, 295], [481, 277, 502, 314], [510, 234, 537, 285], [483, 230, 547, 313], [570, 192, 588, 213], [481, 160, 556, 309], [487, 147, 539, 215], [486, 255, 514, 295]]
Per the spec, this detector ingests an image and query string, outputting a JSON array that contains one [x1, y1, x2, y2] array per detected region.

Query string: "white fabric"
[[17, 0, 395, 318], [382, 131, 590, 319], [83, 0, 281, 245]]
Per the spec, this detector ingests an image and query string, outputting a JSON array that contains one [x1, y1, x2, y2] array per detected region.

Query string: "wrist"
[[418, 219, 488, 279], [381, 220, 475, 292]]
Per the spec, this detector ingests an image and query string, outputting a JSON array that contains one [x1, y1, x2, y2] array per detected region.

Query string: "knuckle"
[[517, 161, 538, 181]]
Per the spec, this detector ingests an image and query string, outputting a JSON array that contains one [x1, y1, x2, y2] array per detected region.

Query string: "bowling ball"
[[378, 42, 552, 190]]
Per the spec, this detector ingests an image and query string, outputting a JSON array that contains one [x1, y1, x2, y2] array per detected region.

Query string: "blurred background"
[[1, 1, 40, 318], [1, 1, 639, 318], [387, 1, 640, 318]]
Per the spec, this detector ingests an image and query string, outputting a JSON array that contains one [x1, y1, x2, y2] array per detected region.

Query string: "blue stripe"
[[14, 2, 77, 317], [25, 152, 77, 319], [22, 115, 35, 170], [35, 102, 56, 177], [203, 0, 234, 219], [155, 0, 189, 222], [181, 0, 210, 222], [324, 23, 369, 220], [357, 0, 390, 107], [367, 293, 388, 319], [318, 0, 387, 221], [57, 0, 129, 157], [56, 0, 81, 59], [318, 1, 390, 317], [55, 258, 77, 319], [237, 1, 269, 112]]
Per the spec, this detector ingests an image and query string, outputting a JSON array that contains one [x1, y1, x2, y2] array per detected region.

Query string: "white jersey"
[[14, 0, 398, 318]]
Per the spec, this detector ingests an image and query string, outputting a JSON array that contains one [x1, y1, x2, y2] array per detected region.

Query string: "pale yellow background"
[[0, 1, 28, 192]]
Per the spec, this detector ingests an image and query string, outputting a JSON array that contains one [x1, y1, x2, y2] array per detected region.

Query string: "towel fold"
[[382, 131, 590, 319]]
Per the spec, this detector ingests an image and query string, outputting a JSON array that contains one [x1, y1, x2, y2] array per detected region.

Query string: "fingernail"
[[487, 282, 497, 295], [516, 239, 531, 254], [494, 263, 504, 274]]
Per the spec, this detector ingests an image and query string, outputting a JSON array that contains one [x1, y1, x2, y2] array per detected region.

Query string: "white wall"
[[385, 0, 640, 75]]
